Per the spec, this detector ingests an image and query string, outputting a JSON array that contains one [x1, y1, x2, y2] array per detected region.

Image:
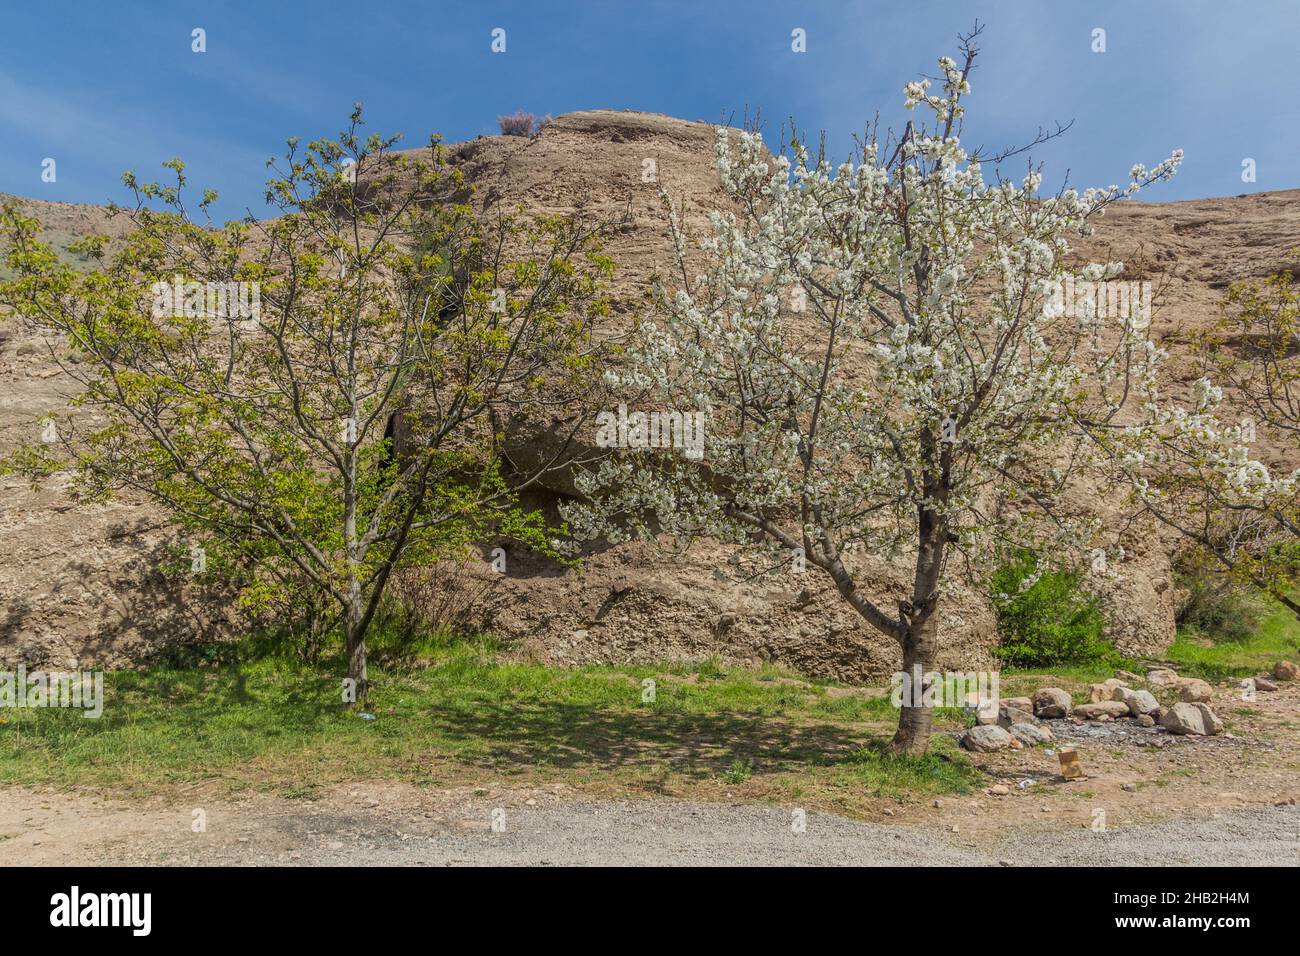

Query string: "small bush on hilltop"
[[497, 112, 550, 137]]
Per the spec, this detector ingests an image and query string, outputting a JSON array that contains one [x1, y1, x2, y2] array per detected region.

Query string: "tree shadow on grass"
[[417, 697, 867, 776], [10, 663, 963, 792]]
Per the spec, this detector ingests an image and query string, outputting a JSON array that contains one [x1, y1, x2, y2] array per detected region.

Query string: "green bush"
[[990, 552, 1112, 667]]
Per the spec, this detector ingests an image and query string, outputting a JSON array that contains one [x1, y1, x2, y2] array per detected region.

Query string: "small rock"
[[1008, 735, 1024, 750], [961, 725, 1013, 752], [932, 799, 943, 808], [1002, 696, 1033, 713], [1032, 687, 1073, 719], [1178, 679, 1213, 703], [1116, 670, 1143, 683], [1253, 676, 1278, 692], [988, 785, 1010, 796], [1137, 714, 1155, 728], [1272, 660, 1298, 681], [1121, 783, 1138, 792]]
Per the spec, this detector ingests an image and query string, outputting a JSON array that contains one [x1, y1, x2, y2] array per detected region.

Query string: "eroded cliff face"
[[4, 110, 1299, 676]]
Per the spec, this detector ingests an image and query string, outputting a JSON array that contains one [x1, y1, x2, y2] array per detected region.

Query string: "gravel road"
[[82, 798, 1300, 867]]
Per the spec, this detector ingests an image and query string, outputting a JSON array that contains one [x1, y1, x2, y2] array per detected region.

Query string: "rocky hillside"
[[4, 110, 1300, 678]]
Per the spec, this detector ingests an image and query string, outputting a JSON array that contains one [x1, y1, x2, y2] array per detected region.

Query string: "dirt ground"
[[4, 679, 1297, 866], [3, 781, 1296, 867]]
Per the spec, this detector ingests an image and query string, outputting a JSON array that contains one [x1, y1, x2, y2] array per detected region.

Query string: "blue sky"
[[1, 1, 1295, 219]]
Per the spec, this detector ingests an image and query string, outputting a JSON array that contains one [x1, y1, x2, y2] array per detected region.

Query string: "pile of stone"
[[960, 694, 1056, 752], [959, 667, 1237, 752]]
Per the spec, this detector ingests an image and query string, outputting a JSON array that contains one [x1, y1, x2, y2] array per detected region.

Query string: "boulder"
[[1146, 668, 1181, 688], [1253, 676, 1278, 692], [997, 705, 1037, 730], [1089, 679, 1131, 703], [1160, 702, 1224, 736], [1009, 722, 1053, 746], [1273, 660, 1298, 681], [1089, 683, 1118, 703], [1074, 700, 1132, 719], [961, 725, 1013, 752], [1032, 688, 1073, 719], [975, 697, 1000, 726], [1118, 688, 1161, 717], [1178, 679, 1213, 703], [1002, 696, 1033, 713]]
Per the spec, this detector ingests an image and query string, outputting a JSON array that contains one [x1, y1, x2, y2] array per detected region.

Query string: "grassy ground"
[[1164, 600, 1300, 681], [0, 633, 980, 816], [6, 598, 1293, 815], [997, 599, 1300, 695]]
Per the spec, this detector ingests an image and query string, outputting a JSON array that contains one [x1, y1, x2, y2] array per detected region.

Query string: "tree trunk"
[[345, 578, 368, 707], [887, 615, 938, 755]]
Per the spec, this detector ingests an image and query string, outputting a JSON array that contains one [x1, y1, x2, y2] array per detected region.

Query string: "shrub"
[[497, 112, 550, 137], [1175, 563, 1265, 643], [372, 559, 495, 660], [990, 552, 1111, 667]]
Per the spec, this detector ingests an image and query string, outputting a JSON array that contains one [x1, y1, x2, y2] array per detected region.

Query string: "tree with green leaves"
[[0, 108, 615, 702]]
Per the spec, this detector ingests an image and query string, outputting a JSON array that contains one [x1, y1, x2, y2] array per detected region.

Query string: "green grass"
[[998, 662, 1139, 698], [0, 634, 979, 813], [1165, 599, 1300, 680], [996, 597, 1298, 690]]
